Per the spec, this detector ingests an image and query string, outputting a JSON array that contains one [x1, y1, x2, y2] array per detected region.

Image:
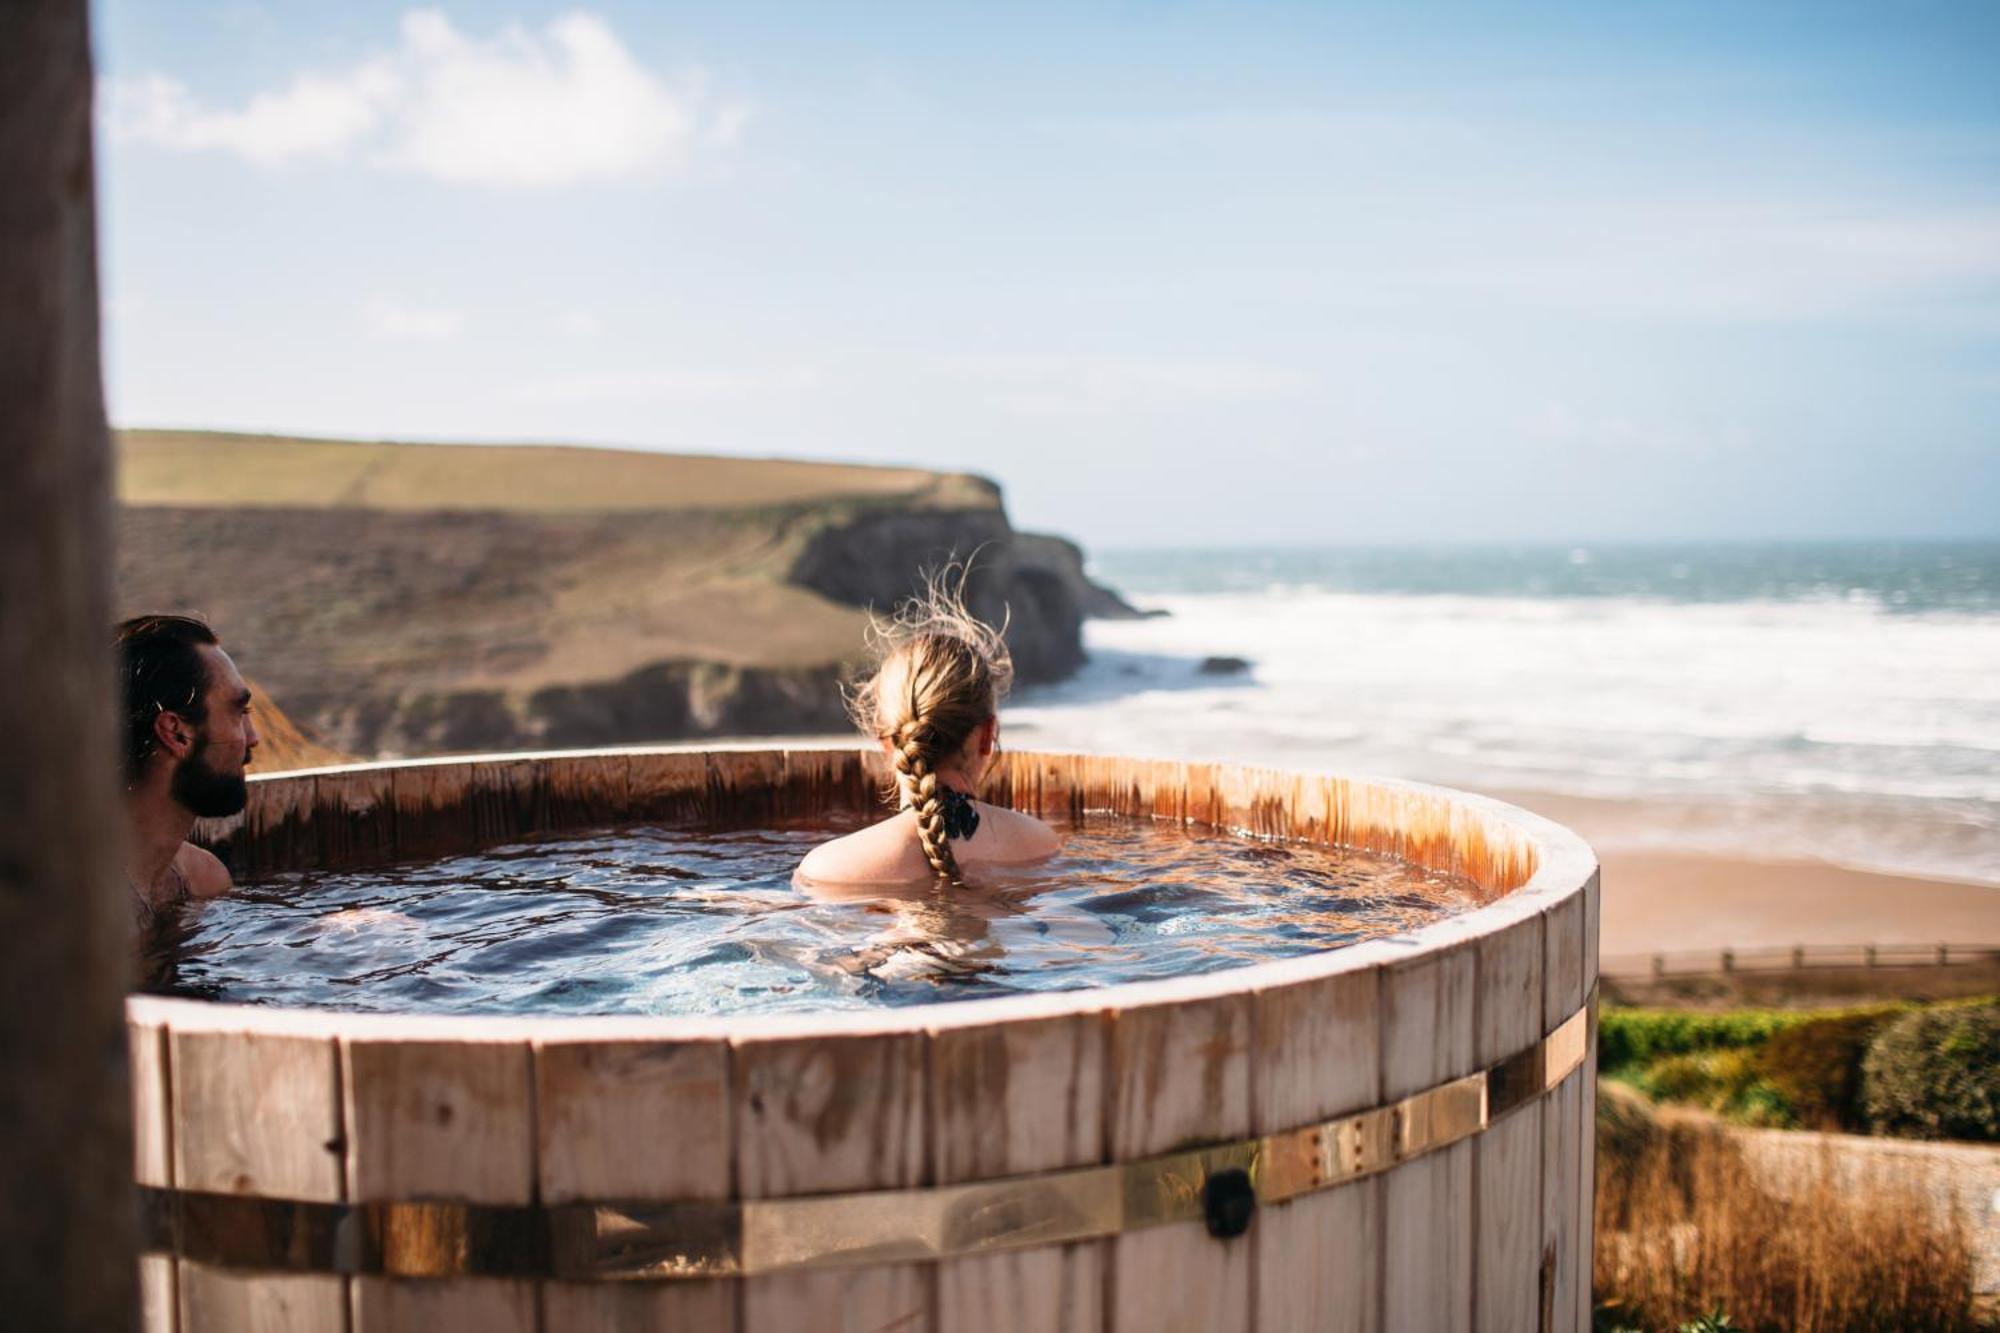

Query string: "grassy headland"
[[116, 430, 1126, 758]]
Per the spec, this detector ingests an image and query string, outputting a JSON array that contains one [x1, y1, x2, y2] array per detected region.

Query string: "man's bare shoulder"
[[175, 842, 233, 898]]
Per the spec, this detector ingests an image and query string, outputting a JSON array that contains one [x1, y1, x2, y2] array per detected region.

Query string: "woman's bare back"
[[796, 801, 1061, 889]]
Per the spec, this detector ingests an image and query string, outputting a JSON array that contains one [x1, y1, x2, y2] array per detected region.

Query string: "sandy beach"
[[1502, 790, 2000, 958]]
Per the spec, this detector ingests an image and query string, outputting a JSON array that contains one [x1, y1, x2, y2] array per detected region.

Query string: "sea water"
[[1010, 541, 2000, 886], [154, 814, 1477, 1016]]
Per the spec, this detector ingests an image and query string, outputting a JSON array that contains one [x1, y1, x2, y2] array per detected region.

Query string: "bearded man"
[[116, 615, 261, 928]]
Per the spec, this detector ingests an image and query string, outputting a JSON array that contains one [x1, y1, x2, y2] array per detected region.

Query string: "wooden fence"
[[1601, 943, 2000, 981]]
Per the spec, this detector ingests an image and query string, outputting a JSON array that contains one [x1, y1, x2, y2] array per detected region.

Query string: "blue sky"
[[95, 2, 2000, 546]]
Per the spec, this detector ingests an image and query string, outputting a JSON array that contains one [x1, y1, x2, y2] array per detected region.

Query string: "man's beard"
[[170, 735, 249, 818]]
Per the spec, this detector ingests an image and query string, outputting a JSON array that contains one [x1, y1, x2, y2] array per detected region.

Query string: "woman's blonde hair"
[[846, 564, 1014, 883]]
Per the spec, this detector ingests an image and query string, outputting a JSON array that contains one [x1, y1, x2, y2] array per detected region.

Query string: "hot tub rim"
[[127, 745, 1599, 1043]]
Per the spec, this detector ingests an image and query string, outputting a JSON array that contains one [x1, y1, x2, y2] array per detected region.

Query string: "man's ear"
[[152, 708, 195, 760]]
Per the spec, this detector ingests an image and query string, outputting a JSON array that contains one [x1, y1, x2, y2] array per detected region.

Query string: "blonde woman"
[[797, 569, 1061, 887]]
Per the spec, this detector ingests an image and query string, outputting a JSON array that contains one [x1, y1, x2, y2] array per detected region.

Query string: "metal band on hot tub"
[[140, 987, 1596, 1281]]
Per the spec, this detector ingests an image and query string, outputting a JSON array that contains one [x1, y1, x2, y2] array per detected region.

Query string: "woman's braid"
[[892, 719, 961, 883], [845, 561, 1014, 886]]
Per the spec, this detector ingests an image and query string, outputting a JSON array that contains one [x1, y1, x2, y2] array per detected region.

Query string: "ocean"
[[1008, 542, 2000, 887]]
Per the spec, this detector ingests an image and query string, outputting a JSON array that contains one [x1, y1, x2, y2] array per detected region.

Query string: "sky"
[[94, 2, 2000, 548]]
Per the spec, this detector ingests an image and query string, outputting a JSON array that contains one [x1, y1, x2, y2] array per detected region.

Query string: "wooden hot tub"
[[128, 747, 1599, 1332]]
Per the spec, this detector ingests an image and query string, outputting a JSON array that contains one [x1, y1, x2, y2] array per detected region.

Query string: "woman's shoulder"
[[796, 813, 927, 887], [967, 802, 1062, 863]]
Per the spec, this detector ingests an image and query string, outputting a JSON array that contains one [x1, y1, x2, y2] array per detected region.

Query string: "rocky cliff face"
[[787, 508, 1103, 684], [114, 434, 1131, 758]]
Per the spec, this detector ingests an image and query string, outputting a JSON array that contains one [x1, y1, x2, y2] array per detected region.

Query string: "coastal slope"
[[115, 430, 1131, 757]]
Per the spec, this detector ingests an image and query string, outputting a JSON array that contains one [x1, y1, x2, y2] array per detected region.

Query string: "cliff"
[[114, 431, 1130, 758]]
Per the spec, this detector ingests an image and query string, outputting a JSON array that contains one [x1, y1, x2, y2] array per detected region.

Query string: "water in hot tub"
[[150, 813, 1482, 1016]]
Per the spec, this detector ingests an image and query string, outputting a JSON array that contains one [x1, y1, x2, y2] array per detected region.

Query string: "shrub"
[[1862, 1003, 2000, 1141], [1753, 1012, 1896, 1132], [1599, 1008, 1801, 1075], [1595, 1117, 1981, 1331], [1628, 1049, 1795, 1127]]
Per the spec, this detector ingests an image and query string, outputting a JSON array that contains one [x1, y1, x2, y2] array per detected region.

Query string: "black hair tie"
[[937, 786, 980, 840]]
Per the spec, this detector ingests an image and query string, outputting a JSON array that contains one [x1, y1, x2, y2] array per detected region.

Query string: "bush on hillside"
[[1862, 1003, 2000, 1142]]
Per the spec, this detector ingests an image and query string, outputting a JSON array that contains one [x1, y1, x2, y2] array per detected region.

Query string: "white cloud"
[[362, 295, 463, 340], [101, 9, 743, 188], [556, 309, 602, 339]]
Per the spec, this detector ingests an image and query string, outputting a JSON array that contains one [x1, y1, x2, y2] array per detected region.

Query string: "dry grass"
[[245, 680, 353, 772], [1594, 1088, 1985, 1332], [116, 429, 996, 514]]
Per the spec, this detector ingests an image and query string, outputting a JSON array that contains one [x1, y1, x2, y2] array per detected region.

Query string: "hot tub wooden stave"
[[130, 748, 1599, 1333]]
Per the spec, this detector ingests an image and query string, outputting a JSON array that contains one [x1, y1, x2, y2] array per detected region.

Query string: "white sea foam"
[[1010, 589, 2000, 886]]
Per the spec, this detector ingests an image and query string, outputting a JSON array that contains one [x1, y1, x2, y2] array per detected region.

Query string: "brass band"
[[142, 987, 1595, 1281]]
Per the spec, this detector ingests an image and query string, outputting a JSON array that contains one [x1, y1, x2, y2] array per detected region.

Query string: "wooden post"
[[0, 0, 136, 1326], [1720, 949, 1734, 974]]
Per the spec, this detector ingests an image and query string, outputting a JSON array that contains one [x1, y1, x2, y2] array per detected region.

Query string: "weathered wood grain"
[[140, 1255, 177, 1333], [943, 1246, 1103, 1333], [626, 751, 711, 825], [1473, 913, 1546, 1333], [391, 762, 477, 860], [1012, 750, 1080, 821], [1540, 890, 1587, 1333], [237, 773, 318, 875], [1107, 992, 1254, 1333], [344, 1036, 536, 1329], [178, 1263, 344, 1333], [171, 1028, 343, 1200], [732, 1031, 927, 1199], [543, 1281, 736, 1331], [930, 1012, 1103, 1183], [1252, 970, 1382, 1333], [741, 1266, 931, 1333], [468, 757, 543, 846], [315, 768, 397, 868], [1216, 764, 1290, 840], [350, 1276, 536, 1332], [735, 1030, 929, 1333], [343, 1037, 533, 1204], [932, 1012, 1106, 1331], [1380, 944, 1477, 1333], [130, 1013, 172, 1190], [543, 752, 632, 830], [536, 1041, 739, 1333], [709, 751, 786, 826], [779, 748, 863, 818], [1575, 869, 1601, 1333], [1185, 762, 1221, 830], [537, 1038, 730, 1202]]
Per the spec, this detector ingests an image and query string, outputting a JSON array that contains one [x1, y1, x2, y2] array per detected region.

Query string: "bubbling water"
[[151, 814, 1481, 1016]]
